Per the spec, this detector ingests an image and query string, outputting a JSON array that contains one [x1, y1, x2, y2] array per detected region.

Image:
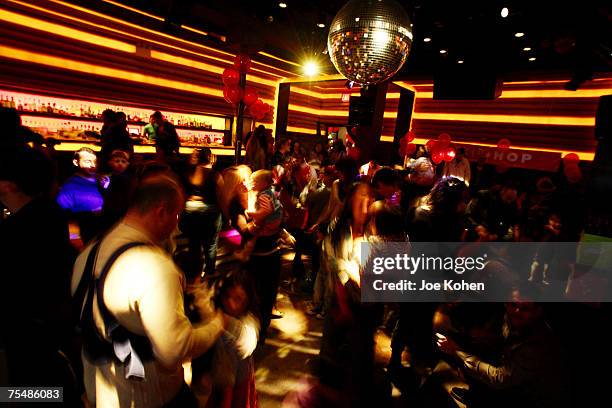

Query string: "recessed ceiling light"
[[439, 49, 447, 54], [317, 23, 325, 28], [457, 59, 464, 64], [423, 37, 431, 42], [529, 57, 536, 61], [278, 2, 287, 8], [515, 32, 525, 38], [501, 7, 509, 18], [355, 17, 360, 22], [523, 47, 532, 51]]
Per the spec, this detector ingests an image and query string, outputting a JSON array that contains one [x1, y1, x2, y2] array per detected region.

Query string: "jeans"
[[180, 203, 222, 279]]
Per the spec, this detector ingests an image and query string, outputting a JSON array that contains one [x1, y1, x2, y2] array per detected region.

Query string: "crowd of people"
[[0, 106, 609, 407]]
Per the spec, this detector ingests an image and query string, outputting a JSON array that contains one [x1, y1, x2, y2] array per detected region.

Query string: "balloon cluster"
[[222, 54, 271, 121], [398, 130, 416, 157], [563, 153, 581, 183], [425, 133, 456, 164]]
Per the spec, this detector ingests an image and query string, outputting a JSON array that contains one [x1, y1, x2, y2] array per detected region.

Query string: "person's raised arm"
[[137, 252, 224, 368]]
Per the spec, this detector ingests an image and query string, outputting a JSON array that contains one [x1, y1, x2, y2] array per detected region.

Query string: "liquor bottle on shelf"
[[9, 97, 15, 109], [17, 99, 23, 111], [47, 103, 52, 113]]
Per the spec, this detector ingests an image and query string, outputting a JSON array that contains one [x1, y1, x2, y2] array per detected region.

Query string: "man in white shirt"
[[72, 174, 227, 407], [442, 147, 471, 186]]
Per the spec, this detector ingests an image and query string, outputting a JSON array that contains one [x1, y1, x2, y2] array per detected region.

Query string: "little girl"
[[191, 270, 260, 408], [235, 169, 283, 262]]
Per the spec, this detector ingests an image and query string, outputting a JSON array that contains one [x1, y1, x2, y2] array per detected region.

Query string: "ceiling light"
[[529, 57, 536, 61], [278, 2, 287, 8], [439, 49, 447, 54], [303, 61, 319, 76], [355, 17, 360, 22], [423, 37, 431, 42], [523, 47, 532, 51], [515, 32, 525, 38], [501, 7, 509, 18], [457, 59, 464, 64], [317, 23, 325, 28]]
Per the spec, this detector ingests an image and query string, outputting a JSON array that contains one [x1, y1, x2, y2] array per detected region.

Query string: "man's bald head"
[[130, 174, 184, 214]]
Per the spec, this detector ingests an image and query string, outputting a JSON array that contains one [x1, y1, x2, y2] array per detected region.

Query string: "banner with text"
[[456, 144, 562, 172]]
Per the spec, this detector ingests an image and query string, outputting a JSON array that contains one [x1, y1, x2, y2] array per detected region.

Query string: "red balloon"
[[438, 133, 451, 147], [242, 87, 258, 106], [234, 54, 251, 73], [222, 68, 240, 86], [249, 99, 261, 112], [431, 149, 445, 164], [564, 164, 581, 183], [399, 136, 408, 147], [563, 153, 580, 165], [443, 147, 456, 162], [426, 139, 438, 152], [223, 85, 243, 104], [497, 138, 511, 150], [406, 143, 417, 155], [262, 103, 271, 114], [406, 130, 416, 143]]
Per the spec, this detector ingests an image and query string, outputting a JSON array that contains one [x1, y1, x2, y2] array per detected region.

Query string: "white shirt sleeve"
[[129, 251, 224, 369]]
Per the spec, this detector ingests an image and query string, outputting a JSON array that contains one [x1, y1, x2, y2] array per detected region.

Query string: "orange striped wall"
[[284, 77, 612, 159], [0, 0, 289, 127]]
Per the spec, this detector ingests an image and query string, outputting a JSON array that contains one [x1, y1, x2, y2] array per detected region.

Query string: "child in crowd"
[[191, 270, 259, 408], [235, 169, 283, 262], [99, 149, 132, 233], [108, 149, 130, 175]]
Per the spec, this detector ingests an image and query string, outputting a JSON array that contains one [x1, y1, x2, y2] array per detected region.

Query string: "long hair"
[[366, 201, 407, 241], [424, 176, 468, 216], [329, 181, 371, 253], [220, 165, 251, 213]]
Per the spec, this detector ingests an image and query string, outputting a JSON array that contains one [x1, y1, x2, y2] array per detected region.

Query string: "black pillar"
[[275, 83, 290, 139], [393, 87, 416, 164], [234, 72, 247, 164]]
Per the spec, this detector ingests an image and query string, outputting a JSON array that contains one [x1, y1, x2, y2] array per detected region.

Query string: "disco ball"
[[327, 0, 413, 85]]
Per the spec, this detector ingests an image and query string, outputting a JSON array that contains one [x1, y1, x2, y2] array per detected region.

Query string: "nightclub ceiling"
[[80, 0, 611, 84]]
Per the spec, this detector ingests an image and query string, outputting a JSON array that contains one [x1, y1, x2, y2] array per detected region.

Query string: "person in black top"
[[179, 148, 225, 280], [271, 138, 291, 167], [152, 110, 180, 159], [0, 145, 79, 403], [466, 181, 520, 241], [409, 176, 469, 242]]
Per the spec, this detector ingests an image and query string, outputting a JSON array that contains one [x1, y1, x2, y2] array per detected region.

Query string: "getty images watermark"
[[360, 242, 612, 302]]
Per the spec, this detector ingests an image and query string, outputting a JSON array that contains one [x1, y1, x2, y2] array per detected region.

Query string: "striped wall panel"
[[284, 77, 612, 157], [0, 0, 280, 126]]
